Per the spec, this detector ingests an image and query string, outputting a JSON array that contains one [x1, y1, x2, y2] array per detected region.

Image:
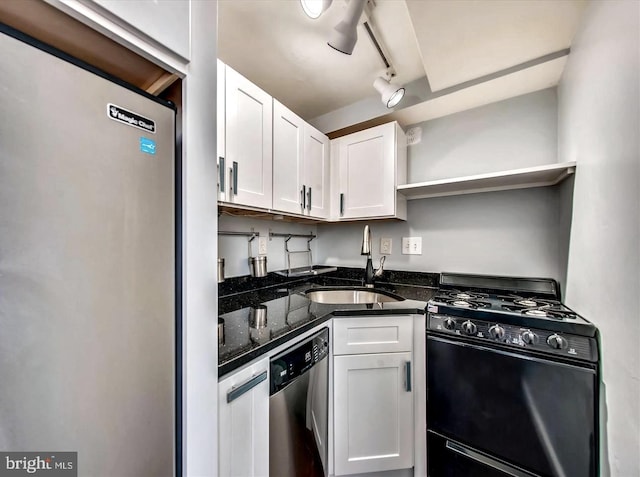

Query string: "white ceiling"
[[218, 0, 587, 126]]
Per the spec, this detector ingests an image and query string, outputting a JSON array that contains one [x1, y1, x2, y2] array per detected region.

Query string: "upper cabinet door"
[[304, 124, 330, 219], [336, 122, 398, 219], [89, 0, 190, 60], [272, 101, 330, 219], [272, 101, 304, 215], [225, 66, 273, 209]]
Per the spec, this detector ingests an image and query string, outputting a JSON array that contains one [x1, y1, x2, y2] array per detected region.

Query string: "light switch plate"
[[380, 237, 392, 255], [402, 237, 422, 255]]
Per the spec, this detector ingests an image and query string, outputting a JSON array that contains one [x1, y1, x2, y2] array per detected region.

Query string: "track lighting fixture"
[[373, 74, 405, 109], [327, 0, 367, 55], [300, 0, 333, 19]]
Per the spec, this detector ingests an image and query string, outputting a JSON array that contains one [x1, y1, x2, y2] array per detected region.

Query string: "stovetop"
[[431, 289, 588, 323], [427, 273, 598, 362]]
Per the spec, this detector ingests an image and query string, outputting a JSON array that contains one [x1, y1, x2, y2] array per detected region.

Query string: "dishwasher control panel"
[[269, 328, 329, 395]]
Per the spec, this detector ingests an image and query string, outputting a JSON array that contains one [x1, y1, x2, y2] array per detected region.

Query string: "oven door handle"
[[445, 440, 538, 477]]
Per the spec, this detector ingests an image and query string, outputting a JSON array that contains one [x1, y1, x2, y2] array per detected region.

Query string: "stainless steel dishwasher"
[[269, 328, 329, 477]]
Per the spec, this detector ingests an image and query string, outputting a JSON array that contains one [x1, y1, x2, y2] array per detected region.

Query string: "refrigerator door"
[[0, 29, 176, 476]]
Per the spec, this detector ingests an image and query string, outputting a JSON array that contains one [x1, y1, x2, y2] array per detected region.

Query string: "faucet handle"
[[374, 255, 386, 277]]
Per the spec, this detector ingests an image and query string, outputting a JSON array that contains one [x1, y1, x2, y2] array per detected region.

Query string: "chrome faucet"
[[361, 225, 385, 288]]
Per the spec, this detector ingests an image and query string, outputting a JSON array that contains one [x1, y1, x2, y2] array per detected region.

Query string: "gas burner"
[[522, 306, 578, 320], [500, 295, 559, 308], [434, 296, 491, 310], [440, 290, 489, 301], [524, 309, 548, 317]]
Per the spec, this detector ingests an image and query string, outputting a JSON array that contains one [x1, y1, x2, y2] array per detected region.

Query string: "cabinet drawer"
[[333, 315, 413, 355]]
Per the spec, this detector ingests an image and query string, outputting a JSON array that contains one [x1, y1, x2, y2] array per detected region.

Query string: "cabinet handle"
[[232, 161, 238, 196], [301, 185, 306, 210], [339, 193, 344, 216], [219, 156, 225, 193], [405, 361, 412, 392], [307, 187, 312, 211], [227, 371, 267, 403]]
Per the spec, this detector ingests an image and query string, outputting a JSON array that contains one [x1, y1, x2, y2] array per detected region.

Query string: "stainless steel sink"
[[304, 288, 403, 304]]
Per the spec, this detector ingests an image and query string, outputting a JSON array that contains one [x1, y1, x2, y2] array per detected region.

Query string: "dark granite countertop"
[[218, 268, 438, 377]]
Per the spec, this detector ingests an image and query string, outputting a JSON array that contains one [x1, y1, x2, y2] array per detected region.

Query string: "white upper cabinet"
[[303, 124, 330, 219], [272, 101, 305, 214], [223, 65, 273, 209], [272, 100, 330, 219], [331, 122, 407, 221], [89, 0, 190, 60]]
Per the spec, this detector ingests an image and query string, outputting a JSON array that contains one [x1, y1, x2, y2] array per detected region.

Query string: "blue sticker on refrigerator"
[[139, 137, 156, 155]]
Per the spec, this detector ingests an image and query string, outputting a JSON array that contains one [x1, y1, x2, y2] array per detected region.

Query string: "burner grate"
[[501, 303, 578, 320], [433, 295, 491, 310]]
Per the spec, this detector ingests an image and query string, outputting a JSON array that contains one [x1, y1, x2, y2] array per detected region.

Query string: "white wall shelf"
[[398, 161, 576, 200]]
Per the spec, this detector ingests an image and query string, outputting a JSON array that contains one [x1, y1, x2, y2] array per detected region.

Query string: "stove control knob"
[[443, 318, 456, 330], [547, 334, 567, 350], [489, 325, 506, 340], [462, 320, 477, 335], [521, 330, 538, 345]]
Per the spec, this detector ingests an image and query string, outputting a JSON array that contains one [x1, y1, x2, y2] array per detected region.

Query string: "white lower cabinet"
[[332, 316, 414, 476], [218, 358, 269, 477]]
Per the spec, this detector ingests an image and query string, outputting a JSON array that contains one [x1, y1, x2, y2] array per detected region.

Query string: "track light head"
[[373, 76, 405, 109], [327, 0, 367, 55], [300, 0, 333, 19]]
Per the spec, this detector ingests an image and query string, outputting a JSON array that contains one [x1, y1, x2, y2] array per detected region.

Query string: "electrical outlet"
[[402, 237, 422, 255], [380, 237, 392, 255], [258, 236, 268, 255]]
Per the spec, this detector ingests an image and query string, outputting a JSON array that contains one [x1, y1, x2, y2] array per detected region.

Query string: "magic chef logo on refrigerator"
[[107, 103, 156, 133], [0, 452, 76, 476]]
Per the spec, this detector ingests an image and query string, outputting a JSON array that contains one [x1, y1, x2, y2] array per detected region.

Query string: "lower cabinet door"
[[333, 352, 413, 475], [218, 358, 269, 477]]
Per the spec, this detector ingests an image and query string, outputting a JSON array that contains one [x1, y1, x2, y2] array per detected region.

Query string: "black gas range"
[[426, 273, 599, 477], [427, 272, 598, 363]]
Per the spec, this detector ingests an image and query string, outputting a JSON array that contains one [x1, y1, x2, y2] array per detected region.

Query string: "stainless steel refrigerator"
[[0, 25, 178, 476]]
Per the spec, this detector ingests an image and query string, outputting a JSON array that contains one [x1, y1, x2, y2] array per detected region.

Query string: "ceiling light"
[[328, 0, 367, 55], [300, 0, 333, 19], [373, 77, 405, 109]]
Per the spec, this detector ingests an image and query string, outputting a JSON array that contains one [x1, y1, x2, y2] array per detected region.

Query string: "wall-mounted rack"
[[269, 230, 336, 278], [268, 232, 317, 241], [218, 230, 259, 239]]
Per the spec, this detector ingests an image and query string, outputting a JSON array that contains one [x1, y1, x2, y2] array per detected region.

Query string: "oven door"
[[427, 335, 598, 477]]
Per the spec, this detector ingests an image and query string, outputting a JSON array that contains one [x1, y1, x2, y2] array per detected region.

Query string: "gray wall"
[[317, 187, 568, 282], [316, 88, 568, 284], [558, 1, 640, 475], [407, 88, 558, 182]]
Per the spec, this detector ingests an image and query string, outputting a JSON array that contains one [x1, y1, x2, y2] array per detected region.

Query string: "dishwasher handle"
[[227, 371, 267, 403]]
